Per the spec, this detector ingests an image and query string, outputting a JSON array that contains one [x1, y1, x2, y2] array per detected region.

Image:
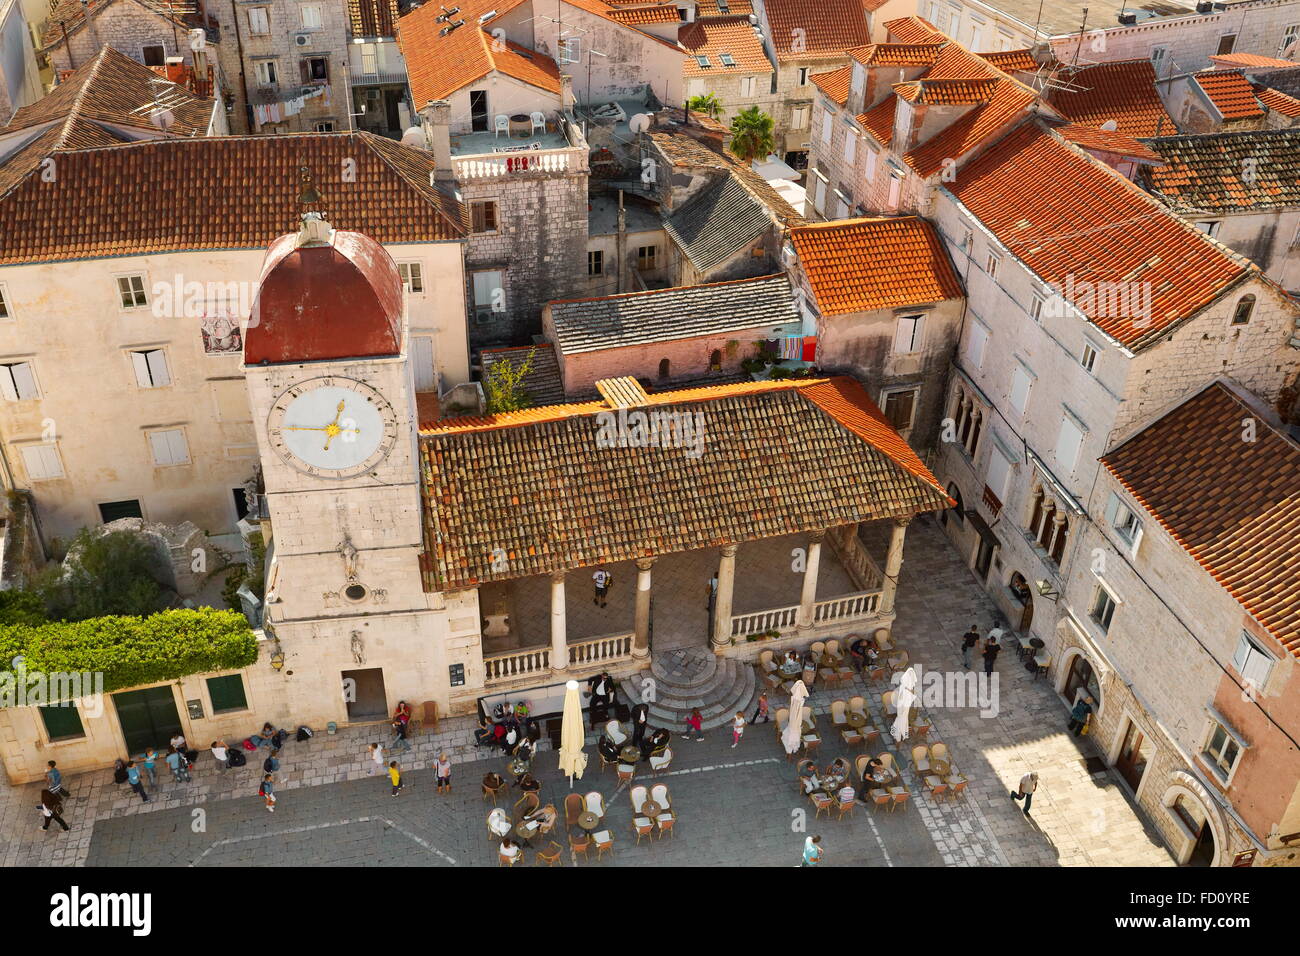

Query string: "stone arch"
[[1163, 772, 1228, 868]]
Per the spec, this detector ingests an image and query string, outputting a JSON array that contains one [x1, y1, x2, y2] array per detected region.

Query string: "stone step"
[[627, 658, 743, 707], [621, 655, 760, 731], [647, 647, 720, 689]]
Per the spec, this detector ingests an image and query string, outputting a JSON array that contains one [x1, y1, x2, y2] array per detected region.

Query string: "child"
[[681, 708, 704, 741], [434, 752, 452, 794], [388, 760, 403, 797], [751, 691, 770, 724], [367, 742, 384, 775], [731, 711, 746, 749], [260, 773, 276, 812]]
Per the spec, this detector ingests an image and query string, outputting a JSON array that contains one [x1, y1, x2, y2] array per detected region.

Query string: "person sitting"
[[525, 804, 557, 830], [644, 727, 670, 758], [500, 837, 521, 861], [837, 783, 857, 806], [474, 715, 498, 747], [857, 758, 887, 803], [848, 638, 870, 672], [780, 651, 802, 676], [513, 700, 530, 722], [393, 701, 412, 727], [249, 722, 276, 749], [514, 737, 535, 764], [797, 759, 821, 794], [515, 772, 540, 793], [597, 735, 620, 764]]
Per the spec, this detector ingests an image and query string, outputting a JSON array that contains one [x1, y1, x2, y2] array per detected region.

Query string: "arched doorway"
[[658, 358, 671, 380], [1062, 651, 1100, 708], [1008, 572, 1033, 632], [1171, 794, 1217, 866]]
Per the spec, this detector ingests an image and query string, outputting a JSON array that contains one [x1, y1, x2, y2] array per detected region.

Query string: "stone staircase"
[[619, 647, 758, 732]]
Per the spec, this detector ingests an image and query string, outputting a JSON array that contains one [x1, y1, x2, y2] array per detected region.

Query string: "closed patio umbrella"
[[782, 679, 808, 756], [558, 680, 588, 788]]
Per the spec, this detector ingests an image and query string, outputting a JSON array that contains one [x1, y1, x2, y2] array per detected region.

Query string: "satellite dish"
[[1099, 119, 1118, 131], [401, 126, 425, 147], [628, 113, 651, 134]]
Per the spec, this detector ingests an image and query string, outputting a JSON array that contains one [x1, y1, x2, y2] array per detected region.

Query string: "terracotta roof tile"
[[41, 0, 201, 48], [561, 0, 689, 51], [695, 0, 754, 15], [348, 0, 400, 36], [478, 344, 568, 410], [1140, 128, 1300, 213], [1100, 382, 1300, 657], [418, 376, 951, 589], [979, 49, 1040, 72], [948, 123, 1249, 350], [0, 132, 464, 265], [1057, 122, 1162, 162], [850, 42, 944, 67], [894, 76, 999, 104], [859, 94, 895, 145], [764, 0, 871, 61], [1253, 84, 1300, 118], [811, 65, 850, 103], [1047, 59, 1177, 138], [680, 16, 771, 76], [1209, 53, 1298, 70], [610, 3, 681, 23], [1193, 69, 1265, 120], [882, 16, 945, 44], [790, 215, 963, 314]]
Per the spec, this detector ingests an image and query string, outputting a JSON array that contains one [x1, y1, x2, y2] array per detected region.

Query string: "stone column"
[[878, 517, 911, 615], [711, 545, 738, 651], [632, 557, 655, 660], [550, 571, 568, 672], [797, 530, 825, 629]]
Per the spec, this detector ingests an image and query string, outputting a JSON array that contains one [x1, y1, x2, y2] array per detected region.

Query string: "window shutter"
[[149, 431, 173, 465], [0, 365, 17, 402], [844, 131, 857, 165], [865, 146, 877, 178], [22, 445, 61, 479], [1055, 416, 1083, 473], [166, 430, 189, 464], [299, 59, 310, 84], [132, 351, 153, 387], [147, 350, 170, 387], [986, 447, 1011, 501], [1104, 491, 1121, 527], [1009, 364, 1030, 413]]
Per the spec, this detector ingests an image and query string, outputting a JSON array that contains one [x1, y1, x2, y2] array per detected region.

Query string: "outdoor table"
[[577, 811, 600, 832], [619, 744, 642, 764], [931, 759, 951, 778], [515, 821, 540, 847], [509, 113, 531, 137], [641, 800, 662, 820], [847, 713, 868, 729]]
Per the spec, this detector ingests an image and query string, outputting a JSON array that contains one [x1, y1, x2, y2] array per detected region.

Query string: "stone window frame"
[[1197, 708, 1248, 786], [247, 6, 271, 35], [0, 281, 10, 320], [587, 250, 604, 276], [115, 272, 150, 311], [468, 199, 500, 235], [17, 441, 66, 482]]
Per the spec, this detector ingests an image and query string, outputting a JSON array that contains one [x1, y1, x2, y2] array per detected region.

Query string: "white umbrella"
[[557, 680, 588, 788], [892, 666, 918, 744], [782, 679, 808, 755]]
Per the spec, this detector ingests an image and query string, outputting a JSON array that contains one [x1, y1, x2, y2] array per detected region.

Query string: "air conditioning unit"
[[294, 33, 311, 47]]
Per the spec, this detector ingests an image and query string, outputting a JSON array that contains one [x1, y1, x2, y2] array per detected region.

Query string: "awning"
[[964, 509, 1002, 548]]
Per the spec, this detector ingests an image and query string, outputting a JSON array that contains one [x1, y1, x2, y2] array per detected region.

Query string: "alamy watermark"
[[0, 660, 104, 715], [1044, 275, 1153, 328], [595, 408, 706, 459]]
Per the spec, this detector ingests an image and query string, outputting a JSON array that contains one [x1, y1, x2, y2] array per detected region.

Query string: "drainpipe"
[[229, 0, 252, 132], [61, 22, 75, 71], [616, 189, 626, 295]]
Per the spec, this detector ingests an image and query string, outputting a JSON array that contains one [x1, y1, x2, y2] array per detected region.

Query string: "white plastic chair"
[[650, 782, 670, 809], [494, 114, 509, 138], [584, 790, 605, 817], [649, 747, 672, 773], [605, 720, 627, 746], [530, 110, 546, 135], [630, 784, 648, 814]]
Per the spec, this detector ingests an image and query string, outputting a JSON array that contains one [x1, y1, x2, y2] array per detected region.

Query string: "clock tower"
[[242, 205, 460, 725]]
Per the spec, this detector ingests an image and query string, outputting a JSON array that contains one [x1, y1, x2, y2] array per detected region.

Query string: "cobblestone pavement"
[[1, 517, 1174, 867]]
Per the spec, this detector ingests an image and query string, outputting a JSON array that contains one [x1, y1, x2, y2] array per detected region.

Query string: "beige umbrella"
[[558, 679, 588, 787], [782, 679, 808, 755]]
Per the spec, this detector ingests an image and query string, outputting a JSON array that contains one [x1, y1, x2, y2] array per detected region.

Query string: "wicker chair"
[[809, 790, 834, 818], [593, 830, 614, 860], [649, 746, 673, 774], [564, 792, 584, 826], [536, 840, 563, 866], [569, 830, 591, 859], [584, 791, 605, 819]]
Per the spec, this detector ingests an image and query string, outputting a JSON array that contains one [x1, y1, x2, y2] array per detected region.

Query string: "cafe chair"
[[536, 805, 558, 835], [830, 699, 849, 733], [759, 651, 782, 692], [848, 695, 868, 720], [605, 720, 627, 746], [584, 791, 606, 819], [529, 110, 547, 136], [649, 746, 673, 774], [564, 793, 584, 826], [656, 808, 676, 839], [599, 749, 618, 774], [854, 754, 874, 781], [873, 628, 895, 653], [1033, 651, 1051, 679], [514, 791, 540, 821], [946, 774, 969, 801], [594, 830, 614, 860], [836, 792, 857, 819], [889, 787, 909, 812], [889, 650, 911, 673], [499, 846, 521, 866], [536, 841, 563, 866], [617, 763, 635, 786], [867, 662, 888, 683], [924, 776, 949, 801], [930, 742, 951, 766], [802, 732, 822, 757], [872, 790, 892, 813], [877, 752, 897, 778], [823, 639, 844, 665], [774, 707, 789, 739], [630, 784, 648, 811], [650, 782, 671, 809], [569, 830, 591, 860], [482, 774, 506, 803], [883, 690, 898, 722], [809, 790, 833, 818], [632, 814, 653, 844], [910, 744, 931, 776], [487, 808, 511, 839], [494, 114, 509, 138]]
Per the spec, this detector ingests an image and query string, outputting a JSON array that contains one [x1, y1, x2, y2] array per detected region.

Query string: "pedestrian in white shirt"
[[368, 742, 385, 775], [211, 740, 230, 771], [592, 566, 612, 608], [731, 712, 746, 749]]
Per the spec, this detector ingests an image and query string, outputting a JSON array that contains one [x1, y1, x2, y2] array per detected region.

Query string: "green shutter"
[[39, 704, 85, 741], [206, 674, 248, 714]]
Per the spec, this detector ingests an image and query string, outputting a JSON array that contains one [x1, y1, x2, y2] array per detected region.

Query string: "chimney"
[[420, 100, 454, 180], [560, 74, 574, 113]]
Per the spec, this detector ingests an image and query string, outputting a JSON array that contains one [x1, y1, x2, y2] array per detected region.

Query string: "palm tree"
[[687, 92, 723, 121], [729, 106, 775, 164]]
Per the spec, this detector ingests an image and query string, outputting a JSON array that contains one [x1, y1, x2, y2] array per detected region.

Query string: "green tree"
[[0, 590, 46, 626], [728, 106, 776, 163], [35, 529, 168, 622], [483, 348, 537, 414], [688, 92, 723, 121]]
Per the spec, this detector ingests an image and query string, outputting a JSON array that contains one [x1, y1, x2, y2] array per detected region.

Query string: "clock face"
[[266, 377, 398, 480]]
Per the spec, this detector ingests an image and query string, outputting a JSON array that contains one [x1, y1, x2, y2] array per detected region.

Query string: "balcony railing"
[[483, 632, 635, 686], [453, 145, 587, 180], [484, 646, 551, 685], [351, 69, 407, 86], [568, 632, 634, 669], [731, 590, 883, 638]]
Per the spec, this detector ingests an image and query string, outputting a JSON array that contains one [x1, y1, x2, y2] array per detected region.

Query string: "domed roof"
[[244, 215, 404, 366]]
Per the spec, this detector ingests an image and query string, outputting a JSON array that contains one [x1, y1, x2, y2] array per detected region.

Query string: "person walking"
[[367, 742, 385, 775], [45, 761, 73, 801], [125, 760, 149, 802], [961, 625, 980, 669], [1010, 771, 1038, 816], [390, 719, 412, 756], [388, 761, 404, 797], [801, 835, 824, 867], [731, 711, 746, 749], [38, 791, 70, 832], [1068, 697, 1093, 736], [140, 747, 159, 787], [681, 708, 704, 741], [983, 633, 1001, 676], [434, 752, 452, 794], [592, 566, 612, 608], [263, 749, 281, 775], [260, 773, 276, 812], [630, 702, 649, 748], [211, 740, 230, 771], [751, 691, 771, 724], [165, 745, 192, 783]]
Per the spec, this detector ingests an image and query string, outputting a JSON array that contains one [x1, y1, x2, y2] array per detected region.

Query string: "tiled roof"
[[1057, 123, 1162, 162], [1139, 128, 1300, 213], [1210, 53, 1298, 70], [647, 129, 806, 225], [418, 376, 952, 589], [680, 16, 771, 76], [1253, 84, 1300, 117], [860, 94, 896, 145], [979, 49, 1039, 72], [0, 132, 464, 265], [41, 0, 200, 48], [850, 43, 944, 67], [764, 0, 871, 61], [7, 45, 214, 140], [479, 344, 568, 411], [695, 0, 754, 14], [399, 0, 568, 103], [663, 174, 773, 271], [348, 0, 399, 36], [790, 216, 963, 315], [894, 77, 999, 104], [547, 274, 800, 353], [1100, 382, 1300, 658], [1192, 69, 1265, 120], [1047, 59, 1177, 138], [948, 123, 1249, 351], [610, 3, 681, 23], [882, 16, 945, 44], [562, 0, 689, 51]]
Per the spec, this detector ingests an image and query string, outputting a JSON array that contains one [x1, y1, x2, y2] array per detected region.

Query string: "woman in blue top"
[[140, 747, 159, 787], [164, 746, 191, 783], [801, 835, 824, 867]]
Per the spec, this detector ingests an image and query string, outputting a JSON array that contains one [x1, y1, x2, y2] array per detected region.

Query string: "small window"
[[0, 361, 39, 401], [696, 55, 711, 68], [1232, 633, 1275, 690], [1009, 363, 1032, 415], [255, 60, 278, 85], [469, 200, 498, 234], [207, 674, 249, 714], [1203, 720, 1241, 779], [1029, 295, 1043, 323], [739, 75, 756, 97], [798, 67, 810, 86], [562, 37, 581, 64], [233, 487, 249, 520], [39, 704, 85, 742], [142, 44, 166, 67], [301, 3, 322, 28], [964, 321, 989, 368], [986, 252, 1000, 278], [587, 250, 604, 276], [708, 349, 722, 371], [820, 110, 833, 145], [302, 56, 329, 82], [0, 284, 9, 318], [961, 229, 973, 252], [248, 7, 270, 34], [1080, 341, 1098, 373], [99, 499, 143, 523], [1150, 46, 1167, 71], [1216, 33, 1236, 55], [314, 121, 335, 132], [658, 358, 670, 380], [398, 262, 424, 293], [1105, 492, 1144, 552], [893, 314, 924, 354], [719, 53, 735, 67], [117, 275, 148, 309], [884, 388, 918, 430], [131, 349, 171, 388], [791, 106, 809, 129], [1055, 415, 1084, 473], [1090, 586, 1117, 632], [472, 270, 503, 319], [1195, 220, 1220, 238], [637, 246, 657, 271], [148, 428, 190, 467], [1231, 294, 1254, 326], [20, 444, 63, 481], [361, 44, 378, 75]]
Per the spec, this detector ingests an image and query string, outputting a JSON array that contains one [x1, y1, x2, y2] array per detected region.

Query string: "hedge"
[[0, 608, 258, 702]]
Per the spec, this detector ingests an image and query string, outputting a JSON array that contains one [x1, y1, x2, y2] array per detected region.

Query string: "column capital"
[[720, 544, 739, 558], [550, 570, 567, 583], [892, 515, 913, 529], [807, 528, 827, 543], [635, 556, 657, 571], [1051, 512, 1067, 525]]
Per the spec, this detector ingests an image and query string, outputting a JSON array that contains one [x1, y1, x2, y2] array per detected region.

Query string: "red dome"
[[244, 224, 404, 365]]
